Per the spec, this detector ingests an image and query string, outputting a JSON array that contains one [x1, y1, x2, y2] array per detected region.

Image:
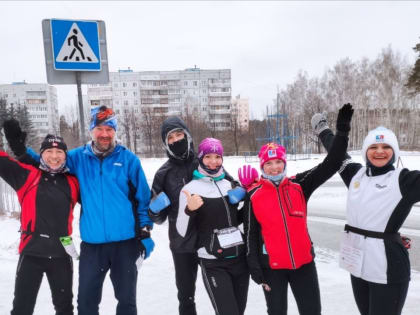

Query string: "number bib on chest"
[[216, 227, 244, 248]]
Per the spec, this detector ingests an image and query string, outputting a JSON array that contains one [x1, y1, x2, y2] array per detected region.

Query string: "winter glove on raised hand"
[[149, 192, 171, 214], [336, 103, 354, 135], [227, 186, 246, 204], [3, 119, 27, 157], [238, 165, 259, 189], [311, 112, 329, 136], [140, 237, 155, 259]]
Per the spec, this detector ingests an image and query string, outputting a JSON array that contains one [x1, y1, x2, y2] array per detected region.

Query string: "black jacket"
[[176, 174, 245, 259], [149, 116, 198, 252]]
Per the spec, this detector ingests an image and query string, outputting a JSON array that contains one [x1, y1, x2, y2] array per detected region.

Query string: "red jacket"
[[249, 177, 313, 269], [0, 151, 79, 257]]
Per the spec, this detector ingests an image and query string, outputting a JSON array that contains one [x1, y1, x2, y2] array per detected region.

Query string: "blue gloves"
[[227, 187, 246, 204], [141, 238, 155, 259], [149, 192, 171, 214]]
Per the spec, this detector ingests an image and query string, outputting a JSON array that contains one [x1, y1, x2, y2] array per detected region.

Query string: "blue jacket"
[[28, 144, 152, 244]]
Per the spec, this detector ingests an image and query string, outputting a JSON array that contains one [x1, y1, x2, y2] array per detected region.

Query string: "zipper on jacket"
[[210, 233, 215, 251], [214, 180, 232, 226], [99, 159, 107, 240], [275, 185, 296, 269]]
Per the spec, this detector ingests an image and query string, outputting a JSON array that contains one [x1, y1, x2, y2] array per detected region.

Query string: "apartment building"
[[0, 82, 60, 138], [87, 67, 232, 130], [232, 95, 249, 131]]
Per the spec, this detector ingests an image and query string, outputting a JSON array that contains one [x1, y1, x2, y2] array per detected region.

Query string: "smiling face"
[[41, 148, 66, 170], [91, 125, 116, 151], [262, 159, 285, 176], [366, 143, 394, 167], [202, 153, 223, 170]]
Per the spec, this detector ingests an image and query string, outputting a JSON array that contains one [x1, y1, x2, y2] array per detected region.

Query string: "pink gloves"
[[238, 165, 259, 189]]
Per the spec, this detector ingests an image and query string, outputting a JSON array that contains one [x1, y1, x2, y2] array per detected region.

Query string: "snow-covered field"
[[1, 153, 420, 314]]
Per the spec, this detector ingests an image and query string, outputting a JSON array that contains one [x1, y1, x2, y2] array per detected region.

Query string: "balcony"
[[208, 82, 231, 88], [208, 91, 231, 97]]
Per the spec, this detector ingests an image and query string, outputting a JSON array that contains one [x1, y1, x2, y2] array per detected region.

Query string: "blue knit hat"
[[90, 106, 117, 131]]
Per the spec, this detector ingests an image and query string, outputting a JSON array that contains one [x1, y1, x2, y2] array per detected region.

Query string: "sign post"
[[42, 19, 109, 143]]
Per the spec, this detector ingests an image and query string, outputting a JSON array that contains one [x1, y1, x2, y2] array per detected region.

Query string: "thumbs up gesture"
[[182, 190, 204, 211]]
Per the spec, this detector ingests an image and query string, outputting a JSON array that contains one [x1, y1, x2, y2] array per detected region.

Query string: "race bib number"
[[339, 233, 364, 275], [216, 227, 244, 248]]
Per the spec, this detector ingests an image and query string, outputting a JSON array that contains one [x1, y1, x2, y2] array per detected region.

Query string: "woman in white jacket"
[[312, 117, 418, 315]]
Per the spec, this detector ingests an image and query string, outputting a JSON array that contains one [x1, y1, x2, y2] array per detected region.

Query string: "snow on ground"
[[1, 153, 420, 314]]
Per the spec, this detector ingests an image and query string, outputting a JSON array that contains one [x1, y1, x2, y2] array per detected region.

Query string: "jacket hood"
[[161, 116, 191, 143], [161, 116, 195, 160]]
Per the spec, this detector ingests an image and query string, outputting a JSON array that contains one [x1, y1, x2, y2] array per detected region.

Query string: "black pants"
[[262, 260, 321, 315], [351, 275, 409, 315], [77, 239, 141, 315], [11, 255, 73, 315], [200, 257, 249, 315], [172, 251, 199, 315]]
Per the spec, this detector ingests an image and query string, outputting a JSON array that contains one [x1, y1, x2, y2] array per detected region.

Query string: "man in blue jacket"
[[4, 106, 154, 315]]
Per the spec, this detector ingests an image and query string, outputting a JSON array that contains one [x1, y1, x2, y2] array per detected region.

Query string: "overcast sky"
[[1, 1, 420, 118]]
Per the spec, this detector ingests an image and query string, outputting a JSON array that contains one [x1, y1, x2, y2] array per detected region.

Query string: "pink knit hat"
[[197, 138, 224, 158], [258, 143, 286, 168]]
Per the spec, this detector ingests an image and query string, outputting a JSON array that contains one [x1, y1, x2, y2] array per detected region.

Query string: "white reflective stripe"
[[338, 158, 353, 174], [200, 261, 220, 315]]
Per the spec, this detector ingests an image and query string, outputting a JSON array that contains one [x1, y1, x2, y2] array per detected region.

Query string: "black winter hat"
[[40, 134, 67, 154]]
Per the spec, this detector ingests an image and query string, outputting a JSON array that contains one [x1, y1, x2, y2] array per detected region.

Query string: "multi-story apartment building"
[[0, 82, 60, 140], [87, 67, 232, 127], [232, 95, 249, 131]]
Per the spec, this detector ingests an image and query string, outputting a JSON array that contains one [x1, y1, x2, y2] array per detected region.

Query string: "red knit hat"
[[258, 143, 286, 168]]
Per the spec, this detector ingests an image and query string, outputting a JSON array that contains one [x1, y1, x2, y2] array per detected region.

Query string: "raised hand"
[[336, 103, 354, 133], [182, 190, 203, 211], [311, 112, 329, 135], [238, 165, 259, 189], [3, 119, 27, 156]]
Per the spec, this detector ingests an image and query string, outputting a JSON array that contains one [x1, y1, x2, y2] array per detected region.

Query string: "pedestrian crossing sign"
[[51, 19, 101, 71]]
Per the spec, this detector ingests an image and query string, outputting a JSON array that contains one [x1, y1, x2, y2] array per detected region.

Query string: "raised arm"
[[311, 112, 362, 187], [296, 104, 354, 199], [0, 151, 33, 191]]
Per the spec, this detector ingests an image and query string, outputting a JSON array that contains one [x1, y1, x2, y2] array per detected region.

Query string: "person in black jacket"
[[1, 123, 79, 315], [148, 116, 200, 315]]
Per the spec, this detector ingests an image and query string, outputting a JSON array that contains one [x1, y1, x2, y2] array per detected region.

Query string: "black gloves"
[[336, 103, 354, 134], [3, 119, 27, 157]]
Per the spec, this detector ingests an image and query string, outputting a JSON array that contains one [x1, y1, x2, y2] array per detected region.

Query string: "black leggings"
[[262, 260, 321, 315], [350, 275, 409, 315], [200, 257, 249, 315], [172, 251, 199, 315], [11, 255, 73, 315]]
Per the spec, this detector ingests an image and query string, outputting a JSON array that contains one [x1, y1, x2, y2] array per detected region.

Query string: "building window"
[[122, 83, 127, 87], [184, 81, 188, 86], [114, 83, 119, 88], [133, 82, 137, 87], [193, 81, 197, 86], [123, 92, 128, 96], [124, 100, 129, 106]]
